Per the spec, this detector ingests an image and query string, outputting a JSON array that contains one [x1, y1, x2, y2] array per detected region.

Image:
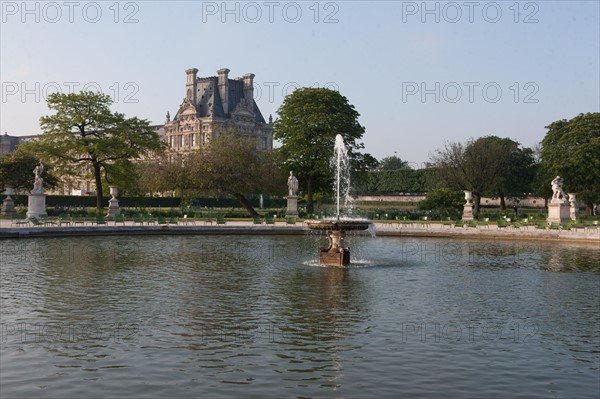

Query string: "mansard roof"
[[172, 70, 266, 124]]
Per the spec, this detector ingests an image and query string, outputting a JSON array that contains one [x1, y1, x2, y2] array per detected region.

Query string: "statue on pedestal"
[[547, 176, 570, 223], [32, 163, 44, 194], [288, 171, 299, 197], [551, 176, 566, 203], [286, 171, 299, 217], [27, 161, 47, 218]]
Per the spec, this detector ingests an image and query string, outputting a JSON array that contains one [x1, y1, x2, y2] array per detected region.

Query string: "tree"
[[490, 141, 536, 209], [22, 91, 166, 209], [273, 88, 372, 213], [379, 155, 409, 170], [418, 188, 464, 218], [431, 136, 519, 214], [186, 132, 284, 216], [540, 112, 600, 214], [0, 149, 59, 191]]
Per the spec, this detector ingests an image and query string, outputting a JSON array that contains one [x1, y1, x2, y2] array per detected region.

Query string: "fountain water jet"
[[306, 134, 373, 266]]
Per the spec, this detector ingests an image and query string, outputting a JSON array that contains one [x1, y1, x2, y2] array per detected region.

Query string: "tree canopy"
[[187, 131, 284, 216], [138, 131, 284, 216], [0, 150, 59, 192], [22, 91, 166, 209], [273, 87, 373, 213], [430, 136, 533, 214], [378, 155, 410, 170], [540, 112, 600, 213]]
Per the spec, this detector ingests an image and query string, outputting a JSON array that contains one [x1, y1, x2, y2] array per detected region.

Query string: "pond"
[[1, 235, 599, 398]]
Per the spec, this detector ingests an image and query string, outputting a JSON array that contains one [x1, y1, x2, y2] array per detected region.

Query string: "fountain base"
[[320, 247, 350, 266], [306, 220, 371, 266], [320, 229, 350, 266]]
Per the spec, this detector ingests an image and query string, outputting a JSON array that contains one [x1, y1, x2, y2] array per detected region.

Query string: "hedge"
[[5, 195, 287, 209]]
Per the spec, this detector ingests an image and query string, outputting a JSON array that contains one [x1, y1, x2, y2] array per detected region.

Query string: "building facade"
[[164, 68, 273, 155]]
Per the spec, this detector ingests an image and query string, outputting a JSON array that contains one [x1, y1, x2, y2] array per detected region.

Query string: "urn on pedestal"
[[107, 186, 121, 217], [462, 190, 474, 221], [1, 186, 16, 217]]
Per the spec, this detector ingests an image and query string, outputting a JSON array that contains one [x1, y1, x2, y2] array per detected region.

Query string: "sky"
[[1, 0, 599, 166]]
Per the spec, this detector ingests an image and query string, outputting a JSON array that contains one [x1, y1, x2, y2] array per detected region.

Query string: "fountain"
[[305, 134, 373, 266]]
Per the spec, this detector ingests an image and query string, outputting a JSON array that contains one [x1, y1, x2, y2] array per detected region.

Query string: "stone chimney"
[[243, 73, 255, 101], [217, 68, 230, 115], [185, 68, 198, 104]]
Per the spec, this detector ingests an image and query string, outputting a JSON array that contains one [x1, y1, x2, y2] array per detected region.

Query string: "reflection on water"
[[1, 236, 599, 398]]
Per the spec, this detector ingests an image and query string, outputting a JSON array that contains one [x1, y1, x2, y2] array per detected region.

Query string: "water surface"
[[1, 236, 599, 398]]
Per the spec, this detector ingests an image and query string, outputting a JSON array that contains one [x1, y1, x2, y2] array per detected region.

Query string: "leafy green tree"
[[379, 155, 409, 170], [0, 149, 59, 191], [186, 132, 284, 216], [431, 136, 518, 214], [490, 141, 536, 209], [273, 88, 372, 213], [134, 154, 186, 197], [540, 112, 600, 214], [22, 91, 166, 209], [361, 168, 432, 194], [419, 188, 464, 218]]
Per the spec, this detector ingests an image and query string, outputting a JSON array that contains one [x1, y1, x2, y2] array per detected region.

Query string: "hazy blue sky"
[[1, 1, 598, 165]]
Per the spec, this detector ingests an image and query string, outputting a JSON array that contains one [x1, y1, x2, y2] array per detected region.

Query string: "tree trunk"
[[235, 193, 259, 217], [586, 201, 593, 216], [473, 192, 481, 215], [93, 161, 104, 210], [306, 175, 314, 214], [499, 193, 506, 210]]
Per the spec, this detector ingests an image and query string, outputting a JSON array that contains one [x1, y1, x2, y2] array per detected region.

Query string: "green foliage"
[[430, 136, 534, 214], [418, 188, 464, 217], [356, 168, 434, 194], [273, 87, 371, 213], [378, 155, 410, 170], [0, 150, 59, 191], [148, 131, 285, 216], [22, 91, 166, 209], [541, 112, 600, 211]]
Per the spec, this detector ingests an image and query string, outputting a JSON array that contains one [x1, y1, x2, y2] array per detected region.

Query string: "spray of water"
[[332, 134, 353, 219]]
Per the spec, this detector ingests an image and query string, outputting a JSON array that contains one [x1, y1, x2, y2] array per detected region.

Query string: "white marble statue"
[[288, 171, 299, 197], [551, 176, 566, 202], [32, 162, 44, 194]]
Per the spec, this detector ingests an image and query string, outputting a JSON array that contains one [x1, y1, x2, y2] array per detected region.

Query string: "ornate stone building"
[[164, 68, 273, 155]]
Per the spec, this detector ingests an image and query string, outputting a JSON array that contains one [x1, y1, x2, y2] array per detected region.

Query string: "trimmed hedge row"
[[6, 195, 287, 209]]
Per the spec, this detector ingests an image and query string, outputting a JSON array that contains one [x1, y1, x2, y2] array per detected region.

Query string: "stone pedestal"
[[569, 204, 578, 221], [286, 195, 298, 217], [547, 201, 570, 224], [106, 186, 121, 217], [568, 193, 578, 221], [27, 193, 47, 218], [462, 204, 474, 221], [462, 191, 474, 221], [1, 197, 16, 217], [107, 198, 121, 217], [2, 187, 16, 216]]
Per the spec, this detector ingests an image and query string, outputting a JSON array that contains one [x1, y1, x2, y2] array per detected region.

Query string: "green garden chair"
[[11, 215, 30, 227]]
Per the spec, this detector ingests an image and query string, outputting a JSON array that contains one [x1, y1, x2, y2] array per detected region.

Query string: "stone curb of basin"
[[0, 220, 598, 243]]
